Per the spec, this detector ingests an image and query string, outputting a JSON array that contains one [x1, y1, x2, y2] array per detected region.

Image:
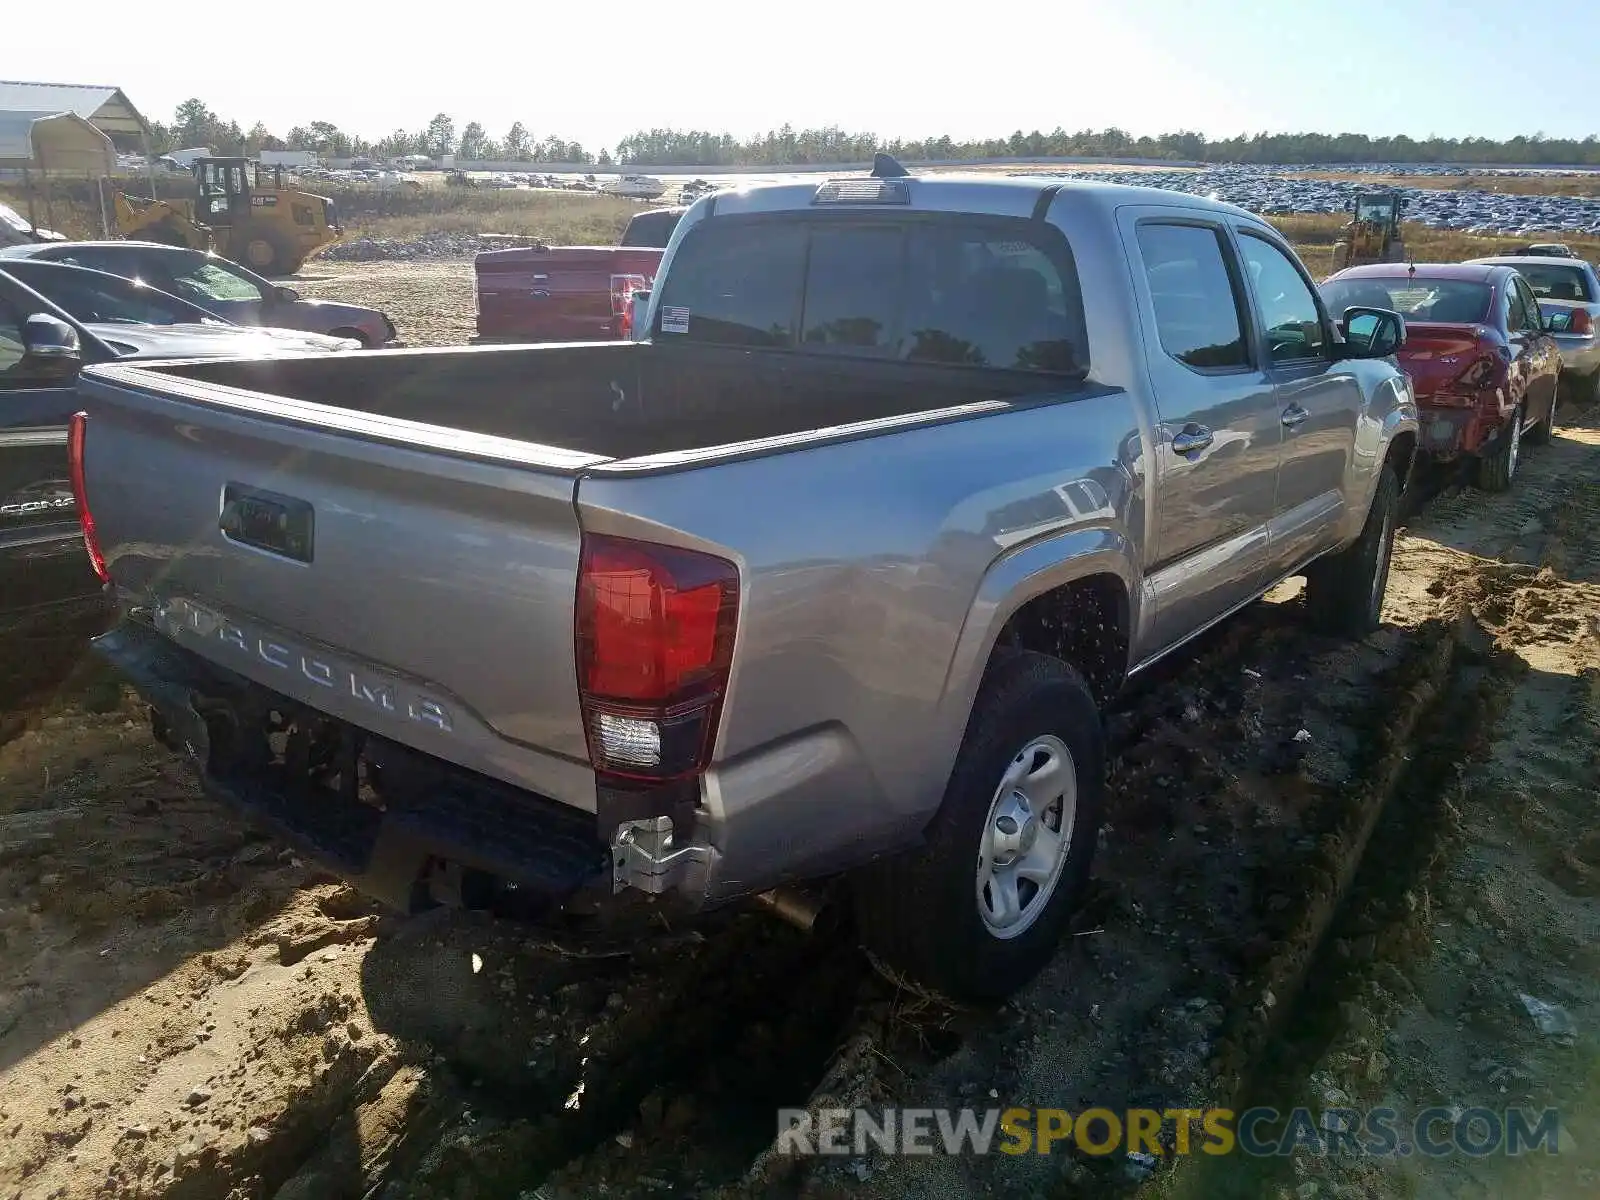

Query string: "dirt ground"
[[1, 264, 1597, 1198]]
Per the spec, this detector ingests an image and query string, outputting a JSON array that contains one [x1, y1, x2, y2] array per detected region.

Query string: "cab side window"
[[1238, 233, 1327, 364], [1136, 221, 1251, 371]]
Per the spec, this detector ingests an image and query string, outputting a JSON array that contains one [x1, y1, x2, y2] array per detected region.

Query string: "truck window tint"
[[1135, 223, 1249, 370], [654, 223, 806, 347], [901, 226, 1085, 372], [1239, 233, 1326, 363], [801, 226, 905, 354]]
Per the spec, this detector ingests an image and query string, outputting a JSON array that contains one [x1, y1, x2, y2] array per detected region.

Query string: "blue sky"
[[11, 0, 1600, 151]]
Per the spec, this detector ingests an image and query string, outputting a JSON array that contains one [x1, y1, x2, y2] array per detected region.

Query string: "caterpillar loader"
[[1330, 191, 1407, 273], [114, 158, 342, 275]]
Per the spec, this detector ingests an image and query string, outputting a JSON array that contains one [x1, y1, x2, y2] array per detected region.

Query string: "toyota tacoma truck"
[[71, 165, 1418, 1000]]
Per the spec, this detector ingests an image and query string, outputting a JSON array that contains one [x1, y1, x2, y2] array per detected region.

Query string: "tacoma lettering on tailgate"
[[154, 596, 454, 733]]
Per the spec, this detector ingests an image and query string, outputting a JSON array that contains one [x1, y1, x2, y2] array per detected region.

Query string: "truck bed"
[[150, 341, 1055, 463], [76, 340, 1093, 829]]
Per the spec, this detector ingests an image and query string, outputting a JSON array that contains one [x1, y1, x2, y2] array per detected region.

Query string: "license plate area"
[[219, 483, 314, 563]]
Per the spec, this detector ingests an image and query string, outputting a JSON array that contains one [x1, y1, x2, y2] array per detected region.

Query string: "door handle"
[[1281, 404, 1310, 428], [1171, 425, 1213, 455]]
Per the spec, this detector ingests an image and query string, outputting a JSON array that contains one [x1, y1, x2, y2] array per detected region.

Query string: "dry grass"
[[0, 182, 644, 246], [317, 184, 643, 243], [1274, 212, 1600, 277], [1291, 170, 1600, 198], [6, 181, 1600, 273]]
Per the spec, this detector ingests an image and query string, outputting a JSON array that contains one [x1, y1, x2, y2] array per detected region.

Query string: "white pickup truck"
[[69, 160, 1419, 999]]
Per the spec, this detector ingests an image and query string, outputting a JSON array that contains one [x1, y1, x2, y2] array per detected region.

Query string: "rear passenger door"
[[1125, 213, 1281, 650], [1233, 228, 1363, 572], [1510, 274, 1558, 426]]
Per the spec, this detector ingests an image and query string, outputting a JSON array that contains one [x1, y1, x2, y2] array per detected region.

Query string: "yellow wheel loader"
[[1330, 191, 1407, 274], [114, 158, 342, 276]]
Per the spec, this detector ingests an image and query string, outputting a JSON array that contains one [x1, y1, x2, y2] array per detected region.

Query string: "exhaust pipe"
[[752, 886, 838, 936]]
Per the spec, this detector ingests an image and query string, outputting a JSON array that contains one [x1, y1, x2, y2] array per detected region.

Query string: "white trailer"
[[260, 149, 318, 168]]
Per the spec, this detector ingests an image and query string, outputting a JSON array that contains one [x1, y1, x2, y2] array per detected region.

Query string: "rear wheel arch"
[[991, 570, 1132, 706], [326, 326, 371, 347]]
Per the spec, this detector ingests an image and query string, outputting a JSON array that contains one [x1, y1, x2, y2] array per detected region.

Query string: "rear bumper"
[[95, 618, 911, 917], [1416, 393, 1507, 460], [1554, 334, 1600, 386], [95, 619, 612, 914]]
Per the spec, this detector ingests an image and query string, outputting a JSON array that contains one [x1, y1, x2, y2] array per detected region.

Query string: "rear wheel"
[[1526, 381, 1558, 445], [1475, 404, 1523, 493], [1305, 464, 1400, 637], [852, 651, 1104, 1001]]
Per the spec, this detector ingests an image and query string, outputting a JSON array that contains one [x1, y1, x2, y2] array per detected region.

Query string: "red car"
[[1321, 263, 1560, 491]]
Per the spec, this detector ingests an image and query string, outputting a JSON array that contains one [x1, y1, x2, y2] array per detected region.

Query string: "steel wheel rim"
[[975, 734, 1076, 940]]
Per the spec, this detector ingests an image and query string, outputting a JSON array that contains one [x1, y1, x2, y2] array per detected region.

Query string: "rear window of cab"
[[652, 215, 1090, 376]]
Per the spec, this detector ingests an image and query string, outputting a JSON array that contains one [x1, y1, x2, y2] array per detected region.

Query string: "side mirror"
[[275, 286, 301, 303], [21, 313, 82, 380], [1340, 306, 1406, 358]]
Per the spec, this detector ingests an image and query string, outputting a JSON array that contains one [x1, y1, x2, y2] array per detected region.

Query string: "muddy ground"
[[1, 264, 1596, 1199]]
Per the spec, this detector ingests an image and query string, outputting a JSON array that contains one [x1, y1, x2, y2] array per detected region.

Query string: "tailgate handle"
[[219, 483, 314, 564]]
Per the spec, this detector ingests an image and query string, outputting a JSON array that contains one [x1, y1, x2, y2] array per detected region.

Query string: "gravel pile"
[[317, 232, 537, 262]]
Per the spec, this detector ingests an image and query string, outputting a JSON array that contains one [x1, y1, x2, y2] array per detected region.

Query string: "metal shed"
[[0, 110, 117, 173], [0, 81, 150, 145]]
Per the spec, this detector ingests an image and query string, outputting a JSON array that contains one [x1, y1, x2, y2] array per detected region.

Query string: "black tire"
[[1305, 464, 1400, 638], [1525, 384, 1557, 445], [230, 224, 292, 276], [851, 651, 1104, 1002], [1474, 403, 1523, 493]]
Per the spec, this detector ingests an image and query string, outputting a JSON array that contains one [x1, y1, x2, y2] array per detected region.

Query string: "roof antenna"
[[871, 153, 909, 180]]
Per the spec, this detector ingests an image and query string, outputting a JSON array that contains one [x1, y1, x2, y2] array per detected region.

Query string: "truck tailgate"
[[475, 246, 664, 341], [77, 365, 603, 813]]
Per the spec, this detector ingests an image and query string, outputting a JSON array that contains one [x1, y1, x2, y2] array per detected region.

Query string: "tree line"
[[149, 100, 1600, 168]]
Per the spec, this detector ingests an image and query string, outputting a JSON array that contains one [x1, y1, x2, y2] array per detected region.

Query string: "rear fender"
[[934, 527, 1138, 758], [1342, 370, 1419, 543]]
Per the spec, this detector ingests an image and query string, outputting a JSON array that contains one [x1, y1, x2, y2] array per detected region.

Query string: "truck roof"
[[703, 172, 1265, 225]]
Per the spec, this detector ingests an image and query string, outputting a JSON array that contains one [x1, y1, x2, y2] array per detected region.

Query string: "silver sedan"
[[1468, 254, 1600, 402]]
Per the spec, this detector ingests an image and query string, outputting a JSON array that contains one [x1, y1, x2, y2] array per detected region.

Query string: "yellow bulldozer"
[[113, 158, 342, 276], [1329, 191, 1407, 273]]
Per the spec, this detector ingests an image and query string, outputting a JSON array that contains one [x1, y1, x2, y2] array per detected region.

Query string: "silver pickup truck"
[[71, 166, 1419, 1000]]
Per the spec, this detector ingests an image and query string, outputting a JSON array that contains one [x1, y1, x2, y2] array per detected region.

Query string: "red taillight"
[[66, 411, 109, 583], [610, 273, 651, 319], [575, 534, 738, 781], [1570, 309, 1594, 336]]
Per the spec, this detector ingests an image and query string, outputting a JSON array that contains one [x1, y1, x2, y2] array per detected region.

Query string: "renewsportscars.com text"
[[776, 1105, 1563, 1158]]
